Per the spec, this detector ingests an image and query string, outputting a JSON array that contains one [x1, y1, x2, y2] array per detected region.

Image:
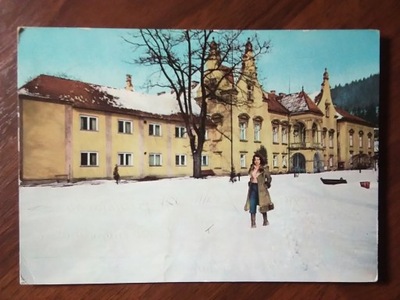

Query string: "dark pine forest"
[[331, 73, 379, 127]]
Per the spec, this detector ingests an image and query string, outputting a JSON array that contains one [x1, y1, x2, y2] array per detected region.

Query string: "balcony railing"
[[289, 142, 323, 149]]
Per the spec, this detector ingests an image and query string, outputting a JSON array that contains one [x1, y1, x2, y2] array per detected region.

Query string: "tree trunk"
[[192, 150, 202, 178]]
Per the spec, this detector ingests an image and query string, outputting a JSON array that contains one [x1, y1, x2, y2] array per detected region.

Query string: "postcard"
[[18, 28, 379, 284]]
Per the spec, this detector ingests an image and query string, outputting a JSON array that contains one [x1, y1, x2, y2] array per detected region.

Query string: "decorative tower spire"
[[125, 74, 134, 91], [206, 37, 221, 70], [207, 37, 221, 62], [242, 38, 257, 78], [321, 67, 329, 90]]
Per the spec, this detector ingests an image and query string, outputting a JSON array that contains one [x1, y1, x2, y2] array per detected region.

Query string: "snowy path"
[[19, 170, 378, 284]]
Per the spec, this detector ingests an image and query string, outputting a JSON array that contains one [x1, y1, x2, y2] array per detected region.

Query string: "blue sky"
[[18, 28, 379, 95]]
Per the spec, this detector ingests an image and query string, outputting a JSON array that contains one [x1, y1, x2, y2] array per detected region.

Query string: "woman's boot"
[[251, 213, 256, 228], [262, 212, 269, 226]]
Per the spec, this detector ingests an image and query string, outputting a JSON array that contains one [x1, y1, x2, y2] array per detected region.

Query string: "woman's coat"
[[244, 166, 273, 213]]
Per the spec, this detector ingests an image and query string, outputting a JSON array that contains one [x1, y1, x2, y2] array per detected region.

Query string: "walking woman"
[[244, 154, 273, 228]]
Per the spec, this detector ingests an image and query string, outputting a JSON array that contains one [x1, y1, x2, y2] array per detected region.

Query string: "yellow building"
[[18, 41, 376, 182], [19, 75, 215, 182], [200, 40, 375, 175]]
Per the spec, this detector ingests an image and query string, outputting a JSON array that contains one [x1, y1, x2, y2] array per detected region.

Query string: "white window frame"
[[175, 126, 186, 138], [282, 154, 288, 168], [359, 135, 363, 147], [254, 123, 261, 142], [368, 137, 372, 149], [80, 115, 98, 131], [239, 122, 247, 140], [273, 126, 279, 143], [149, 123, 162, 136], [80, 151, 98, 166], [329, 132, 334, 148], [240, 153, 246, 168], [118, 153, 133, 166], [273, 154, 278, 168], [149, 153, 162, 166], [349, 134, 354, 147], [282, 127, 288, 144], [118, 120, 132, 134], [201, 155, 209, 166], [175, 154, 187, 166]]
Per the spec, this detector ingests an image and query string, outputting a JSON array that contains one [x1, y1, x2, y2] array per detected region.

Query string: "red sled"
[[360, 181, 370, 189]]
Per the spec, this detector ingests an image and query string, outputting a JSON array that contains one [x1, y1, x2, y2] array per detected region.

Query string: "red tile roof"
[[18, 75, 208, 124], [263, 92, 289, 115], [335, 106, 374, 127]]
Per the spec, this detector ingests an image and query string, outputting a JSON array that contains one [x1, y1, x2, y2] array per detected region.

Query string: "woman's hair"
[[251, 153, 265, 166]]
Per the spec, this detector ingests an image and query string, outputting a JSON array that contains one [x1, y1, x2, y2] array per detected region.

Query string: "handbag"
[[268, 202, 274, 211]]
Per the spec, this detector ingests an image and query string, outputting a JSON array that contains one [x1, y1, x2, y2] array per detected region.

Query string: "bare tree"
[[123, 29, 270, 178]]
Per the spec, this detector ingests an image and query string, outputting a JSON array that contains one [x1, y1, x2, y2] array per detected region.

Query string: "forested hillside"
[[331, 74, 379, 126]]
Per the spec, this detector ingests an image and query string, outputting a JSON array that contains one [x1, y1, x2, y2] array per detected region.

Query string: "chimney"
[[125, 74, 134, 91]]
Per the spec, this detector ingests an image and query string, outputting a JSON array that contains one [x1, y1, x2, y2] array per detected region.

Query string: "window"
[[359, 130, 364, 147], [149, 153, 162, 166], [175, 126, 186, 138], [254, 123, 261, 142], [368, 137, 372, 149], [239, 122, 247, 140], [349, 133, 354, 147], [81, 152, 98, 166], [282, 154, 287, 168], [118, 153, 132, 166], [240, 154, 246, 168], [118, 120, 132, 134], [204, 129, 209, 140], [80, 115, 98, 131], [175, 154, 187, 166], [312, 123, 318, 144], [329, 130, 334, 148], [329, 155, 333, 167], [325, 104, 330, 117], [201, 155, 209, 166], [149, 124, 161, 136], [273, 126, 278, 143], [282, 127, 288, 144], [238, 114, 249, 141], [273, 154, 278, 168], [246, 80, 254, 101]]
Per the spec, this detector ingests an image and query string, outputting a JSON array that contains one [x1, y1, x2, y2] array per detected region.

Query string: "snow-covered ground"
[[19, 169, 379, 284]]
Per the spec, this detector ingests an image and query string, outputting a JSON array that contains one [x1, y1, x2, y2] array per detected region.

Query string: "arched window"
[[238, 113, 250, 141], [359, 130, 364, 148], [281, 121, 288, 144], [329, 129, 335, 148], [293, 122, 306, 145], [349, 129, 354, 147], [312, 123, 318, 144], [253, 116, 263, 142], [272, 119, 280, 144]]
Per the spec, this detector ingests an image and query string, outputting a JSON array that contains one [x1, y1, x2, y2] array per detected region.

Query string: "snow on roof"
[[19, 75, 202, 117], [279, 93, 309, 113], [99, 87, 180, 115], [98, 83, 202, 115]]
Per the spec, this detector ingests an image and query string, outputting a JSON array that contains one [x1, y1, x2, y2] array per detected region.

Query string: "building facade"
[[18, 42, 376, 183]]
